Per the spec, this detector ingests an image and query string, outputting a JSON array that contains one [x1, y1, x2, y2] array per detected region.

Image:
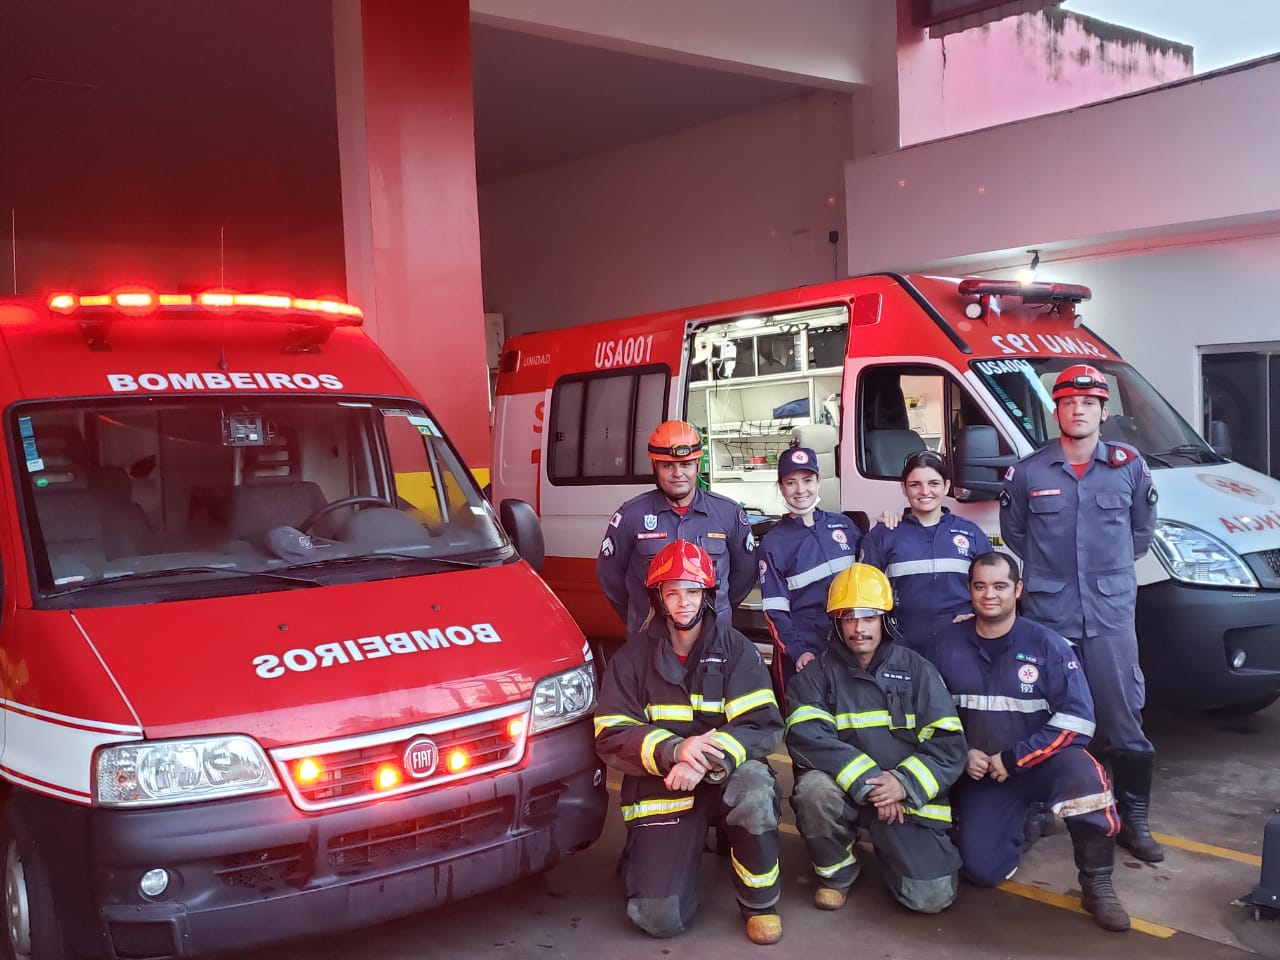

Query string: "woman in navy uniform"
[[759, 447, 860, 687], [860, 450, 989, 661]]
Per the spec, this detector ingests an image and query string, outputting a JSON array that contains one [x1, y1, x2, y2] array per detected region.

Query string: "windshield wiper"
[[1151, 443, 1221, 464], [46, 565, 322, 598], [278, 551, 495, 573]]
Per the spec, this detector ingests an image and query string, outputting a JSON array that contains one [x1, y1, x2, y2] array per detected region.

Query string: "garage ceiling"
[[0, 2, 818, 255]]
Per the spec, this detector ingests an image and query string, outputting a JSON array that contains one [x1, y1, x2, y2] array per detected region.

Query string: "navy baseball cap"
[[777, 446, 819, 479]]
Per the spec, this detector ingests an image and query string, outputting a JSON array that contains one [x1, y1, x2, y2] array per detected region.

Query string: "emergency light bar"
[[45, 289, 363, 352], [957, 279, 1091, 304], [47, 290, 363, 322]]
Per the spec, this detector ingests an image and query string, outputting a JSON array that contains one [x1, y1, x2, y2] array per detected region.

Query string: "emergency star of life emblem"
[[832, 530, 847, 544], [952, 534, 969, 553], [1198, 473, 1274, 505], [404, 737, 438, 778], [1017, 664, 1039, 685], [643, 514, 658, 530]]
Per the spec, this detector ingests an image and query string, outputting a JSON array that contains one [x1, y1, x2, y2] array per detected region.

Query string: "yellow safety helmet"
[[826, 563, 893, 617]]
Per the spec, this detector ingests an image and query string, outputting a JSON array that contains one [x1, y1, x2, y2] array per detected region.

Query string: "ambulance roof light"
[[957, 279, 1091, 305], [46, 289, 363, 323]]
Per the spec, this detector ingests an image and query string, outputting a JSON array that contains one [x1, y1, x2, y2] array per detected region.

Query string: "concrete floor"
[[243, 701, 1280, 960]]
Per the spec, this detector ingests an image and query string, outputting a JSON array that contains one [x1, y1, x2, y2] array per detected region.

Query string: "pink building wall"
[[897, 5, 1194, 146]]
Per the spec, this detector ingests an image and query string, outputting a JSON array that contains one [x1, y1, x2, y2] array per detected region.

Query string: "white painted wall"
[[845, 57, 1280, 275], [478, 91, 853, 335], [1004, 232, 1280, 429]]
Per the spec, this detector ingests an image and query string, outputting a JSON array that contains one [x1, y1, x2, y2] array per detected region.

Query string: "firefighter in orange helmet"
[[597, 420, 757, 636], [595, 540, 784, 944]]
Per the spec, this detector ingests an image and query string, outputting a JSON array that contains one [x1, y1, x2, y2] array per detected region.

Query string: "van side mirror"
[[953, 425, 1016, 503], [499, 499, 546, 572], [1208, 420, 1233, 458]]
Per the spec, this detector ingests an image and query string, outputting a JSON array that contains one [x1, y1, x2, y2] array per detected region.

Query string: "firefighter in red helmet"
[[1000, 362, 1163, 863], [595, 539, 784, 945], [597, 420, 757, 636]]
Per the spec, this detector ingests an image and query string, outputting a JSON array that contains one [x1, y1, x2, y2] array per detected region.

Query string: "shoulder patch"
[[999, 489, 1011, 508], [738, 508, 750, 527], [1147, 485, 1158, 506], [1004, 465, 1015, 482], [1107, 443, 1140, 468], [608, 511, 622, 528]]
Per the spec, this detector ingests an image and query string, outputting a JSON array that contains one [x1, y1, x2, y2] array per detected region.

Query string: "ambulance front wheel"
[[1, 810, 72, 960]]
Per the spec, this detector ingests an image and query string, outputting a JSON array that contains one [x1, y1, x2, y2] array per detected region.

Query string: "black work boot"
[[1111, 750, 1165, 863], [1067, 820, 1131, 932]]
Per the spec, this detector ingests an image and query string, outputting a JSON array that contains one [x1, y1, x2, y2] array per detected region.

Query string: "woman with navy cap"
[[859, 449, 990, 662], [759, 446, 860, 689]]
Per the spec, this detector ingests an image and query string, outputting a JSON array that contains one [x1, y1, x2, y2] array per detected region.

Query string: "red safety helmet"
[[1052, 364, 1110, 401], [646, 539, 716, 589], [647, 420, 703, 462]]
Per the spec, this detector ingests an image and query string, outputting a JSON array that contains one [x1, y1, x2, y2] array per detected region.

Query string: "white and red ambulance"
[[0, 289, 605, 959], [492, 273, 1280, 714]]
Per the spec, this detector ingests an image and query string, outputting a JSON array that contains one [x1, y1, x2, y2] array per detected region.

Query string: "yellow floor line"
[[999, 880, 1176, 938], [1151, 832, 1262, 867], [606, 781, 1184, 937]]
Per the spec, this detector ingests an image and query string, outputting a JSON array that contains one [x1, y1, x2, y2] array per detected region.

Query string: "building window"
[[1202, 349, 1280, 480], [548, 366, 669, 484]]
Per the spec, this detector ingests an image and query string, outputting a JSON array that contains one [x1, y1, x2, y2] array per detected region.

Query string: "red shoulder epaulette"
[[1106, 443, 1140, 468]]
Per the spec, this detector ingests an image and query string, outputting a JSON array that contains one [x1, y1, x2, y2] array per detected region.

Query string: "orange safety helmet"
[[1052, 364, 1110, 401], [647, 420, 703, 462], [646, 539, 717, 589]]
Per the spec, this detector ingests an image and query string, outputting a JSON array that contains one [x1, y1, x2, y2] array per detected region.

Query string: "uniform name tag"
[[1014, 652, 1044, 665], [706, 531, 727, 539], [882, 670, 912, 682], [637, 532, 668, 540], [1030, 488, 1061, 497]]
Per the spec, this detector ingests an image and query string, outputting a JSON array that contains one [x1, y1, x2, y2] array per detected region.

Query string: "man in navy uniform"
[[598, 420, 757, 636], [933, 552, 1131, 932], [999, 364, 1162, 862]]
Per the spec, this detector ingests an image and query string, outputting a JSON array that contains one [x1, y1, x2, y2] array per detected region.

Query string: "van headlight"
[[1151, 520, 1258, 588], [531, 664, 596, 733], [95, 736, 279, 807]]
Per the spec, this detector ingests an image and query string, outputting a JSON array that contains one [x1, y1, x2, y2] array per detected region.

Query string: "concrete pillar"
[[333, 0, 490, 471]]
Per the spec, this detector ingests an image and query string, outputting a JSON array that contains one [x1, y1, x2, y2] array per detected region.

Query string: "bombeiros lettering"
[[252, 623, 503, 678], [108, 372, 345, 392]]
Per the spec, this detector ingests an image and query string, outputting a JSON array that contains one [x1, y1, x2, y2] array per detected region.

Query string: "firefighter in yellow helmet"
[[784, 563, 966, 914], [597, 420, 758, 636]]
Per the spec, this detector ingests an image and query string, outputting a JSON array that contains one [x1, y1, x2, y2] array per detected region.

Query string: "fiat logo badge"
[[403, 737, 438, 778]]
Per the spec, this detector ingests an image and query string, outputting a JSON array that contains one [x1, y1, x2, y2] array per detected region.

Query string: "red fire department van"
[[492, 272, 1280, 714], [0, 289, 605, 959]]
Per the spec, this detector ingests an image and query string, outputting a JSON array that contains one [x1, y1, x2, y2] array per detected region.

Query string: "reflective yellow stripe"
[[899, 756, 940, 800], [786, 704, 836, 732], [833, 710, 915, 730], [641, 729, 675, 776], [731, 850, 780, 889], [724, 687, 777, 721], [814, 844, 857, 878], [646, 704, 694, 723], [835, 752, 877, 791], [621, 796, 695, 822], [917, 716, 963, 740], [594, 714, 642, 737], [690, 694, 726, 715], [905, 802, 952, 824], [709, 731, 747, 766]]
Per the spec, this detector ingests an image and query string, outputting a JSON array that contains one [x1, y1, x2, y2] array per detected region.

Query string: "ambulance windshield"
[[14, 398, 512, 604], [969, 357, 1222, 466]]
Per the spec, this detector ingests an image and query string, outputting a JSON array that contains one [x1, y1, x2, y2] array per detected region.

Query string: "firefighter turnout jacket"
[[594, 609, 782, 822], [785, 634, 965, 827]]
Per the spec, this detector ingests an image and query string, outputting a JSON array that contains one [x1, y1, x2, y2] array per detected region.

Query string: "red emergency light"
[[957, 279, 1091, 304], [44, 288, 364, 352]]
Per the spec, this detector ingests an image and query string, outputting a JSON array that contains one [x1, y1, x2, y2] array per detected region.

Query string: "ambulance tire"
[[1, 810, 73, 960], [1205, 691, 1280, 717]]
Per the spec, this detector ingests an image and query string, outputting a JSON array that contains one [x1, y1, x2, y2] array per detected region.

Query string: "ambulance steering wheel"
[[299, 496, 396, 534]]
